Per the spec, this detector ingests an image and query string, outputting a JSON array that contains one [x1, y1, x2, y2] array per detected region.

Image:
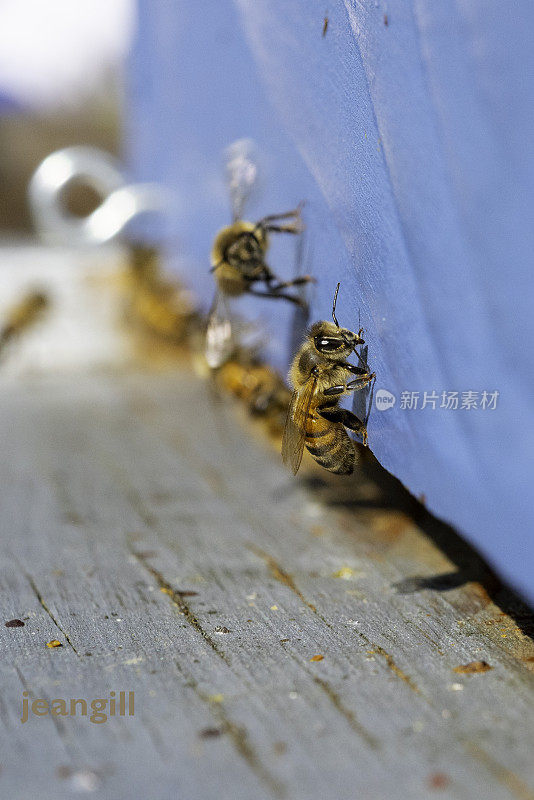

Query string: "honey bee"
[[0, 290, 49, 355], [282, 284, 375, 475], [216, 358, 291, 434], [127, 245, 198, 342], [211, 207, 309, 301], [206, 140, 314, 368]]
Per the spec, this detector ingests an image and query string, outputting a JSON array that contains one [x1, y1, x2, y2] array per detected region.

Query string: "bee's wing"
[[282, 374, 317, 475], [205, 292, 234, 369], [224, 138, 259, 222]]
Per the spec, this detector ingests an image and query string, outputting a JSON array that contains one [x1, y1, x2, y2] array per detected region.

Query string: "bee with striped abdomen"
[[282, 284, 375, 475], [206, 140, 314, 368]]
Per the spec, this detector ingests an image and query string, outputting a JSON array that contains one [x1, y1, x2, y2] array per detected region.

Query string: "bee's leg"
[[263, 222, 302, 235], [346, 372, 376, 391], [256, 208, 302, 225], [346, 372, 377, 433], [259, 263, 314, 292], [341, 351, 371, 374], [342, 363, 370, 377], [255, 208, 303, 236], [249, 263, 312, 306], [246, 287, 305, 307], [320, 408, 365, 430], [323, 373, 375, 394], [323, 385, 345, 396], [319, 408, 368, 445], [244, 263, 270, 283], [267, 275, 315, 291]]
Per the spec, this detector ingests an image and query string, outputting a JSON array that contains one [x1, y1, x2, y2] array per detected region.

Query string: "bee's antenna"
[[333, 281, 360, 356], [332, 282, 341, 328]]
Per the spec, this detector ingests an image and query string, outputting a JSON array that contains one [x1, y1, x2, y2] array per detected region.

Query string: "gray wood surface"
[[1, 365, 533, 800]]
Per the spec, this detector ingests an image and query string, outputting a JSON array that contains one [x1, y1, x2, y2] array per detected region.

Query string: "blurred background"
[[0, 0, 133, 231]]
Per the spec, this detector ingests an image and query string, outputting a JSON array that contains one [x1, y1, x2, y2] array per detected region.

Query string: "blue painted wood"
[[127, 0, 534, 603]]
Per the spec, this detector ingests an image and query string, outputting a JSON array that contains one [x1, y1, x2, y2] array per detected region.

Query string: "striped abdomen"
[[305, 406, 355, 475]]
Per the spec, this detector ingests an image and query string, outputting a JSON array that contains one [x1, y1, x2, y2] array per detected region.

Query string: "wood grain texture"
[[1, 365, 533, 800]]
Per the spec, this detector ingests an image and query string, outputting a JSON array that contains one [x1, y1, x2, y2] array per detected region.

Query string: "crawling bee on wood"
[[282, 284, 375, 475], [0, 289, 49, 356], [216, 359, 291, 434], [206, 139, 314, 368], [126, 245, 198, 342]]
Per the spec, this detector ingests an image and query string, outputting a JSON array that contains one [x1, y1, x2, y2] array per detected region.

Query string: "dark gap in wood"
[[25, 575, 80, 655], [310, 675, 380, 750], [173, 660, 286, 798], [127, 544, 232, 666]]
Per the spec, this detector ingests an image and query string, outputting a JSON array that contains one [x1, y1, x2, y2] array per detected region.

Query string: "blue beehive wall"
[[127, 0, 534, 603]]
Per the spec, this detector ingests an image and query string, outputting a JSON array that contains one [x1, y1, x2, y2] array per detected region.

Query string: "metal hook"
[[28, 146, 172, 245]]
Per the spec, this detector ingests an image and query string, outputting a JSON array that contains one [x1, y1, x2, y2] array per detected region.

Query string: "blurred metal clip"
[[28, 146, 171, 245]]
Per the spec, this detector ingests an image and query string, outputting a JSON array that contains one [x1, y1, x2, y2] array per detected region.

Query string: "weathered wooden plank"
[[0, 369, 533, 800]]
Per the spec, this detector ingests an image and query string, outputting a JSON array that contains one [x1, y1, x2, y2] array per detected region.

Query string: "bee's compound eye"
[[315, 336, 342, 352]]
